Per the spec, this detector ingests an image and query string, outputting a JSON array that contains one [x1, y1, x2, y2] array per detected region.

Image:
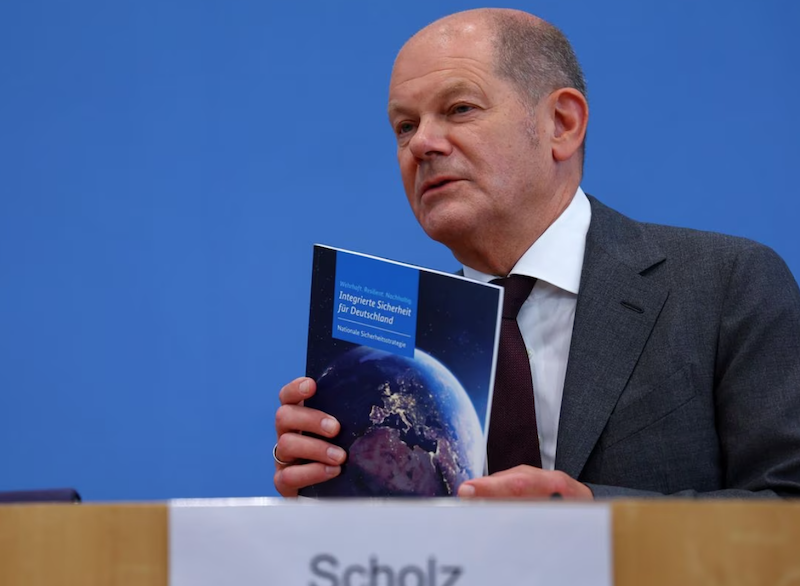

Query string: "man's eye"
[[450, 104, 474, 115], [396, 121, 415, 135]]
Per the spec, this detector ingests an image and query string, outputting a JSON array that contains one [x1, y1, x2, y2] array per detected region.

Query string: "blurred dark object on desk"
[[0, 488, 81, 504]]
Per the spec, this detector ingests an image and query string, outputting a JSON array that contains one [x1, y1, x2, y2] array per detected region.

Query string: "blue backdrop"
[[1, 0, 798, 500]]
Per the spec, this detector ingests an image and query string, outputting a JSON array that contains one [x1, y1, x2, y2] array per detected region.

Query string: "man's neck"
[[452, 180, 580, 276]]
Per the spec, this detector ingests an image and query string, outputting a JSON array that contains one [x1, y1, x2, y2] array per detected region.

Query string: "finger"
[[275, 403, 341, 437], [490, 465, 540, 478], [459, 469, 591, 499], [279, 377, 316, 406], [274, 463, 341, 497], [275, 432, 347, 468], [458, 470, 553, 499]]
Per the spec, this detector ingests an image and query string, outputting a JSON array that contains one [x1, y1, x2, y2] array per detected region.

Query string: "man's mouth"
[[420, 177, 461, 197], [429, 179, 452, 190]]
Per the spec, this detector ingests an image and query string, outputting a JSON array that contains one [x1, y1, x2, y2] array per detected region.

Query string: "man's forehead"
[[393, 20, 493, 72], [412, 20, 485, 48], [389, 28, 495, 96]]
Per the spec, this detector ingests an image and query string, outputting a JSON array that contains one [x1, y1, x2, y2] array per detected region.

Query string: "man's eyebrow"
[[388, 81, 484, 118], [387, 100, 410, 119], [436, 80, 483, 103]]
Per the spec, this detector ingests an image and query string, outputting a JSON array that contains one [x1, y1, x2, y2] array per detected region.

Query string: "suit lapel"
[[555, 198, 669, 478]]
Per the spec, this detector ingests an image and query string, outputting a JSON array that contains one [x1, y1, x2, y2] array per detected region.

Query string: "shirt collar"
[[462, 187, 591, 294]]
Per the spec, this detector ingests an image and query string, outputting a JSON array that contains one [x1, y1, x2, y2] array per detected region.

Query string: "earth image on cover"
[[308, 346, 484, 496]]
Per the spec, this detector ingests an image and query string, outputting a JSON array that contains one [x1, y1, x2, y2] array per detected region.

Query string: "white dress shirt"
[[463, 188, 591, 470]]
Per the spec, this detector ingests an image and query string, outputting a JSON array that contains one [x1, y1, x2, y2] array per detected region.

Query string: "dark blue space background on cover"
[[306, 246, 500, 426]]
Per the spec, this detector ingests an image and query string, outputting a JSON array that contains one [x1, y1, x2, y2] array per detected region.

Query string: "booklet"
[[299, 245, 503, 497]]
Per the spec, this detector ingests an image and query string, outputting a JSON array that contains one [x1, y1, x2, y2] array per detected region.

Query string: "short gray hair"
[[491, 14, 587, 107]]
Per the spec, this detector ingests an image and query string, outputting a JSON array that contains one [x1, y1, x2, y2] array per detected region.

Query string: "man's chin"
[[419, 214, 477, 250]]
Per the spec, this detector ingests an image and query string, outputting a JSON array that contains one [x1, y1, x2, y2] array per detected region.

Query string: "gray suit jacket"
[[558, 197, 800, 497]]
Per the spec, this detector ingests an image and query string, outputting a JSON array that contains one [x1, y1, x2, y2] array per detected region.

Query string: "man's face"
[[388, 24, 551, 251]]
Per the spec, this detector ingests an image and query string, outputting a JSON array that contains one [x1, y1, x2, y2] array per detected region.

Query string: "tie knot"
[[492, 275, 536, 319]]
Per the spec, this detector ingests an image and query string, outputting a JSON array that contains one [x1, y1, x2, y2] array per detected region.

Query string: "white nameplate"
[[170, 498, 611, 586]]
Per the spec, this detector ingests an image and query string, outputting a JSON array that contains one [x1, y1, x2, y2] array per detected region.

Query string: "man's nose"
[[408, 117, 453, 160]]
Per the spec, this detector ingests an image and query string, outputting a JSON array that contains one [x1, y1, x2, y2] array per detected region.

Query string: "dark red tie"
[[488, 275, 542, 473]]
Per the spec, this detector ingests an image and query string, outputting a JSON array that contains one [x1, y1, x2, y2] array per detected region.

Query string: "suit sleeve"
[[588, 243, 800, 498]]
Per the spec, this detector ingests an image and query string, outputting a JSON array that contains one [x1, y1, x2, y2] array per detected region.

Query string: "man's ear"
[[548, 88, 588, 162]]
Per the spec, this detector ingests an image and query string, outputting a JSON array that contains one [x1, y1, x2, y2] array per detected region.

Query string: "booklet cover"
[[299, 245, 503, 497]]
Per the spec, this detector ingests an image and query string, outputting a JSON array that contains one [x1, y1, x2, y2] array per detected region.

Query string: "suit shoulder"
[[640, 221, 767, 258], [588, 194, 783, 265]]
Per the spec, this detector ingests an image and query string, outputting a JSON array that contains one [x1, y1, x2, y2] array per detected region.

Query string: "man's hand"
[[457, 465, 593, 499], [274, 377, 347, 497]]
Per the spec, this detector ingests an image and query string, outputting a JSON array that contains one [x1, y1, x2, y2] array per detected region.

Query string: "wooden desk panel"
[[0, 504, 167, 586], [613, 501, 800, 586]]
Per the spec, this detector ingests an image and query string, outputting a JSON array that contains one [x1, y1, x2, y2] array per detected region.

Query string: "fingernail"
[[299, 380, 312, 396], [327, 446, 346, 463], [459, 484, 476, 498], [320, 417, 338, 434], [324, 466, 340, 477]]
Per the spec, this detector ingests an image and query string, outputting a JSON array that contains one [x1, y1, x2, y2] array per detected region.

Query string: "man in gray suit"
[[272, 8, 800, 498]]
